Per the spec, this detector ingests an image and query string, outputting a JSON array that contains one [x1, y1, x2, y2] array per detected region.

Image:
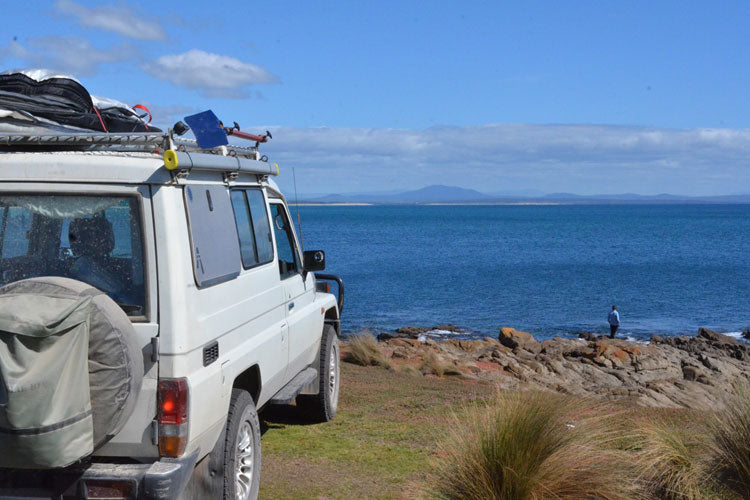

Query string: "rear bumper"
[[0, 449, 199, 500]]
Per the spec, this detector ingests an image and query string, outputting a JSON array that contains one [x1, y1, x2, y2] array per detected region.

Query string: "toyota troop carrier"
[[0, 128, 344, 499]]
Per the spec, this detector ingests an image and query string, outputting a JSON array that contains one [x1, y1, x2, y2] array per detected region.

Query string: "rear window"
[[0, 195, 146, 316]]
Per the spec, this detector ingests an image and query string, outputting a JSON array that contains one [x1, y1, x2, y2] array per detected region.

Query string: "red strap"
[[133, 104, 152, 123], [92, 106, 107, 132]]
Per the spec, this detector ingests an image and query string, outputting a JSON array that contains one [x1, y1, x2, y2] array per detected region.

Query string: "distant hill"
[[306, 185, 489, 204], [301, 187, 750, 205], [394, 185, 489, 202]]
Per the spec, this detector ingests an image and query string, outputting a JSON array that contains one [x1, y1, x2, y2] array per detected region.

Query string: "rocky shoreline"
[[365, 326, 750, 409]]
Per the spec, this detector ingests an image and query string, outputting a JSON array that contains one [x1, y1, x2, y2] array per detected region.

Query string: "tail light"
[[157, 378, 188, 457]]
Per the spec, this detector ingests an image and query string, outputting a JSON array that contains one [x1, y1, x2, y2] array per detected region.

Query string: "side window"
[[230, 189, 274, 269], [270, 203, 300, 279], [247, 190, 274, 263], [231, 190, 258, 267], [184, 185, 242, 287], [0, 207, 32, 258]]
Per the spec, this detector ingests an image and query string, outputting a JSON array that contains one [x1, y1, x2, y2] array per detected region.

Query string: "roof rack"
[[0, 130, 280, 178], [0, 130, 262, 160]]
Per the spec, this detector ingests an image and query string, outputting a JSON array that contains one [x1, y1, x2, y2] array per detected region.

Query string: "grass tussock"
[[419, 352, 458, 377], [398, 364, 423, 377], [343, 334, 391, 369], [709, 382, 750, 499], [429, 391, 636, 500], [636, 418, 716, 500]]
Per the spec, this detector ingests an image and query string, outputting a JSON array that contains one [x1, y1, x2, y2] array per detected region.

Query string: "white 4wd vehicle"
[[0, 132, 343, 499]]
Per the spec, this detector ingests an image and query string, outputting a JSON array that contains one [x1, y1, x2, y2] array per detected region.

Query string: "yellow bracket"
[[163, 150, 179, 170]]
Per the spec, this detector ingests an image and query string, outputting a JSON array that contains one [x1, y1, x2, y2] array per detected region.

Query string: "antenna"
[[292, 166, 304, 249]]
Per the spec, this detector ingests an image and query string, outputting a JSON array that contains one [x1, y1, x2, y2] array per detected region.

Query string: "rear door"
[[0, 183, 159, 457]]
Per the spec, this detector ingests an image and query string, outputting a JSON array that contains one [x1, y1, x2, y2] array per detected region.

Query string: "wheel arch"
[[324, 307, 340, 335], [232, 364, 262, 405]]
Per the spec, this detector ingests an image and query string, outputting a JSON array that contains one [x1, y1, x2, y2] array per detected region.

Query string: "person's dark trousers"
[[610, 324, 619, 338]]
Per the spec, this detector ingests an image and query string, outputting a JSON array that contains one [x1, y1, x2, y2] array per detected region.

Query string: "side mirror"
[[303, 250, 326, 272]]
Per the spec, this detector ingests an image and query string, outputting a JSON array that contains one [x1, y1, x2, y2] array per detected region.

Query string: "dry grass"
[[636, 417, 717, 500], [398, 364, 423, 377], [709, 382, 750, 499], [343, 333, 391, 369], [428, 390, 637, 500], [260, 361, 750, 500], [419, 352, 461, 377]]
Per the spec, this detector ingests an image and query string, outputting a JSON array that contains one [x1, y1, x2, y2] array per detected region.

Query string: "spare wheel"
[[0, 277, 144, 448]]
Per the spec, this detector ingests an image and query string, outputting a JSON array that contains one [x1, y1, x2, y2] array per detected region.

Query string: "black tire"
[[297, 324, 340, 423], [223, 389, 261, 500], [188, 389, 261, 500]]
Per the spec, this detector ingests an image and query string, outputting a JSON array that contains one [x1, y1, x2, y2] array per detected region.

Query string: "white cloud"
[[54, 0, 166, 40], [0, 36, 134, 76], [254, 124, 750, 196], [143, 50, 278, 98]]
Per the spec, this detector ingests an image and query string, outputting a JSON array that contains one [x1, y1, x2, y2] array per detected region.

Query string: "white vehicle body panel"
[[0, 151, 340, 465]]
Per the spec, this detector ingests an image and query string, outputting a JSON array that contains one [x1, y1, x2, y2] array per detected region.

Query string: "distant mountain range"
[[300, 185, 750, 205]]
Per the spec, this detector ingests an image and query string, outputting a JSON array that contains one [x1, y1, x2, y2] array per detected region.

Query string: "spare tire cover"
[[0, 277, 143, 447]]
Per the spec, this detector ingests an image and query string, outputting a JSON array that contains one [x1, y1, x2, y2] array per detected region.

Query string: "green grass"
[[258, 362, 748, 500], [258, 362, 496, 499]]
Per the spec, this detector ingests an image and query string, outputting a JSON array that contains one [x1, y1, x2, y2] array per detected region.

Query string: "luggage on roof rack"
[[0, 70, 280, 177], [0, 70, 159, 134]]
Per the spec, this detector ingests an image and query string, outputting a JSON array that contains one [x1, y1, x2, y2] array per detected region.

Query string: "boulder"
[[397, 326, 429, 335], [432, 323, 463, 333], [578, 331, 597, 341], [376, 323, 750, 411], [499, 327, 541, 354], [698, 327, 739, 345], [682, 367, 697, 382], [540, 337, 589, 359], [591, 341, 630, 365], [380, 324, 465, 341]]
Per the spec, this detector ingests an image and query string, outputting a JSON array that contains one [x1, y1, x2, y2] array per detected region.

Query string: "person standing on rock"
[[608, 305, 620, 338]]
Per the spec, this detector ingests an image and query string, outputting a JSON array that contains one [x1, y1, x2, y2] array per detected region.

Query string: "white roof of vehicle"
[[0, 151, 277, 190], [0, 151, 170, 184]]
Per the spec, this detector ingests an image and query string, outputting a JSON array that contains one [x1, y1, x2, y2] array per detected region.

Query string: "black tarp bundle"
[[0, 71, 160, 133]]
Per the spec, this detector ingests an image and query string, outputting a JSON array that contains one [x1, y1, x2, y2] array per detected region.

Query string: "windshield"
[[0, 194, 146, 316]]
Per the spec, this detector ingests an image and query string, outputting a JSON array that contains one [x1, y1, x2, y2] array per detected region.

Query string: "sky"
[[2, 1, 750, 196]]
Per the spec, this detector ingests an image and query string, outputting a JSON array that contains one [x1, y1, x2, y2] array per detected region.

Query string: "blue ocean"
[[299, 204, 750, 342]]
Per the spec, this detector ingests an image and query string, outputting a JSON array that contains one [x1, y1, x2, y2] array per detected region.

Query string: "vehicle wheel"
[[297, 324, 340, 423], [223, 389, 262, 500]]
